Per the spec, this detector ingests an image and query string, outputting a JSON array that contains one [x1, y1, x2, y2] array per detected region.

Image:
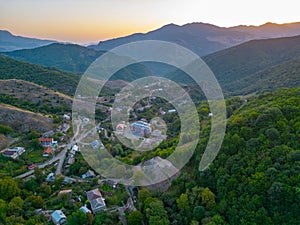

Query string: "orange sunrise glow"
[[1, 0, 299, 44]]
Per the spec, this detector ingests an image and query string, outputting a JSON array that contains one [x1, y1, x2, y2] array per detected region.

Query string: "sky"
[[0, 0, 299, 44]]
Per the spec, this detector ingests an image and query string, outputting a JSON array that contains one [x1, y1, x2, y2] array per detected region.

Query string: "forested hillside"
[[137, 88, 300, 225], [0, 55, 80, 96], [224, 56, 300, 95], [164, 35, 300, 96], [3, 43, 104, 73]]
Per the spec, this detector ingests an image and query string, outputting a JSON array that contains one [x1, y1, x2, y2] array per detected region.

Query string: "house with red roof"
[[38, 138, 55, 147], [44, 146, 52, 155]]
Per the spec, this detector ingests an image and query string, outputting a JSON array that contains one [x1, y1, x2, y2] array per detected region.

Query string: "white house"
[[80, 205, 92, 214], [2, 147, 25, 159], [70, 144, 79, 155], [168, 109, 176, 113], [63, 114, 71, 121]]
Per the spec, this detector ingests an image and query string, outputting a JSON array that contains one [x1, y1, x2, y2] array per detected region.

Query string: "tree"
[[201, 188, 216, 210], [0, 199, 7, 223], [8, 196, 24, 216], [193, 206, 205, 221], [5, 215, 24, 225], [176, 193, 189, 212], [127, 210, 143, 225], [34, 167, 44, 183], [138, 188, 151, 205], [29, 138, 43, 150], [145, 198, 170, 225], [0, 177, 20, 201], [0, 124, 13, 134], [37, 183, 51, 198], [67, 210, 90, 225], [111, 144, 123, 157], [53, 175, 64, 190], [190, 220, 199, 225], [94, 211, 114, 225], [26, 195, 44, 208], [149, 216, 170, 225], [207, 214, 226, 225], [24, 178, 39, 192]]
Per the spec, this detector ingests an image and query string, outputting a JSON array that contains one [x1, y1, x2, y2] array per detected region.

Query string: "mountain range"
[[1, 21, 300, 56], [89, 22, 300, 56], [0, 30, 56, 52], [1, 22, 300, 97]]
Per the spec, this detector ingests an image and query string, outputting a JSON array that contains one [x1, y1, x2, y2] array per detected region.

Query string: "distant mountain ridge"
[[203, 35, 300, 84], [2, 43, 153, 80], [1, 29, 300, 98], [89, 22, 300, 56], [164, 35, 300, 95], [3, 43, 105, 73], [0, 30, 56, 52]]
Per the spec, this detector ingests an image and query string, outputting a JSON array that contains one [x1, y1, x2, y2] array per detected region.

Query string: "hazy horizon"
[[1, 0, 299, 44], [1, 20, 300, 46]]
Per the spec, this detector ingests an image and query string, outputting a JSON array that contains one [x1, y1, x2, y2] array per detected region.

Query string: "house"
[[51, 210, 67, 225], [106, 180, 118, 189], [159, 108, 166, 116], [38, 138, 54, 147], [82, 169, 96, 179], [130, 121, 152, 137], [115, 123, 126, 134], [86, 189, 106, 214], [63, 114, 71, 121], [28, 164, 37, 170], [62, 123, 70, 133], [43, 146, 53, 157], [70, 144, 79, 155], [91, 140, 104, 149], [2, 150, 19, 159], [168, 109, 176, 113], [2, 147, 25, 159], [63, 176, 74, 185], [46, 173, 55, 182], [58, 190, 72, 200], [66, 156, 75, 166], [42, 130, 55, 138], [80, 205, 92, 214]]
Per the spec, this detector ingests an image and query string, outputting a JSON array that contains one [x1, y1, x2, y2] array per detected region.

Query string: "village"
[[0, 110, 140, 224], [0, 92, 183, 225]]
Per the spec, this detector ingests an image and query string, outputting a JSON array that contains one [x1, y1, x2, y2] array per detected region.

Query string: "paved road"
[[14, 148, 68, 179], [55, 148, 68, 175], [15, 117, 106, 180]]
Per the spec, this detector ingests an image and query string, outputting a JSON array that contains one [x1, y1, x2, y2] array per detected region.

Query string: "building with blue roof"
[[51, 210, 67, 225], [130, 121, 152, 137]]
